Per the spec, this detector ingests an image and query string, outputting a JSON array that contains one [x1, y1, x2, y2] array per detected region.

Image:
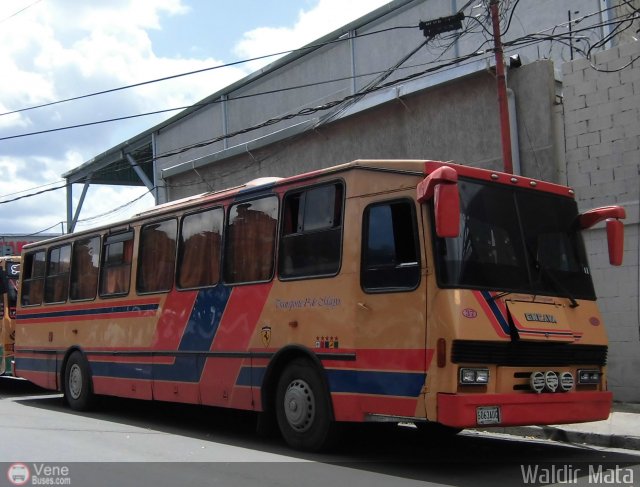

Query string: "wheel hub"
[[283, 379, 315, 432], [68, 363, 83, 400]]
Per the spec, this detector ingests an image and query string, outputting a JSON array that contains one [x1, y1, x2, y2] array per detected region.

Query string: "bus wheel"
[[275, 358, 336, 451], [64, 352, 94, 411]]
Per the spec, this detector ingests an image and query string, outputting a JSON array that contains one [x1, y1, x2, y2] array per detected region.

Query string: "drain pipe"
[[506, 88, 521, 176]]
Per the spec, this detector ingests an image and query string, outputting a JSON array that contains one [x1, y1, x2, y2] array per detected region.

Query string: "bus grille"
[[451, 340, 607, 366]]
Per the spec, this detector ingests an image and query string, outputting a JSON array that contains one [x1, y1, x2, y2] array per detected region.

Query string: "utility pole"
[[489, 0, 513, 174]]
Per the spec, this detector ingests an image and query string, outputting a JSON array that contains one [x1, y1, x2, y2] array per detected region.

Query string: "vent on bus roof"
[[244, 177, 282, 187]]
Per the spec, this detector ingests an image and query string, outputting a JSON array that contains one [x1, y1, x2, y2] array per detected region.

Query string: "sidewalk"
[[476, 402, 640, 451]]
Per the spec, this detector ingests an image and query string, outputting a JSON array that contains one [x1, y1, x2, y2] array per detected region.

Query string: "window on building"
[[361, 200, 420, 292], [21, 250, 46, 306], [224, 196, 278, 284], [279, 182, 343, 279], [44, 245, 72, 303], [137, 220, 178, 293], [177, 208, 223, 289], [99, 230, 134, 297], [70, 236, 100, 301]]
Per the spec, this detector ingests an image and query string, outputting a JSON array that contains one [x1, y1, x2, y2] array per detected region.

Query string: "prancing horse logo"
[[261, 326, 272, 347]]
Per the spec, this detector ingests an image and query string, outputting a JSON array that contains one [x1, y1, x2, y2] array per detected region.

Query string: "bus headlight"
[[459, 368, 489, 385], [544, 371, 559, 392], [559, 372, 574, 392], [530, 371, 545, 393], [578, 369, 601, 384]]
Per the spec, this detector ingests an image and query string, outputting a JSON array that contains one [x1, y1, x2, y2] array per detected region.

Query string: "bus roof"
[[21, 159, 575, 251]]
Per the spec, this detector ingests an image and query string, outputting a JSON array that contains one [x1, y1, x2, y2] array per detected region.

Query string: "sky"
[[0, 0, 390, 236]]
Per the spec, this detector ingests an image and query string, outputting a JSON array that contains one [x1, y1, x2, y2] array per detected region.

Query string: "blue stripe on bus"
[[481, 290, 511, 335], [15, 357, 56, 373], [235, 366, 266, 387], [17, 303, 159, 321], [152, 285, 232, 382], [17, 356, 426, 398], [326, 369, 426, 397]]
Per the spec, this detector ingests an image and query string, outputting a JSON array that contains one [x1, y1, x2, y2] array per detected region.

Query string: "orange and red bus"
[[14, 160, 625, 451], [0, 256, 20, 376]]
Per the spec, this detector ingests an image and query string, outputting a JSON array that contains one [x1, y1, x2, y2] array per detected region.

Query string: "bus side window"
[[137, 219, 178, 294], [70, 236, 100, 301], [279, 182, 343, 279], [361, 199, 420, 292], [44, 245, 72, 303], [21, 251, 46, 306], [99, 231, 134, 297], [177, 208, 223, 289], [224, 196, 278, 284]]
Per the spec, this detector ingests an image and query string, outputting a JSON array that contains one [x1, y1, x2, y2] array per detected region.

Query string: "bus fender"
[[260, 344, 334, 421], [59, 346, 91, 392]]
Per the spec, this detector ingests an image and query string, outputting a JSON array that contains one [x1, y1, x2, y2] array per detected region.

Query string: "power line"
[[0, 0, 43, 24], [0, 183, 67, 205], [2, 3, 636, 213], [0, 24, 418, 119]]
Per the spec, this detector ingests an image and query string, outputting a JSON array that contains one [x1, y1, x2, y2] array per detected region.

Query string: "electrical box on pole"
[[419, 12, 464, 39]]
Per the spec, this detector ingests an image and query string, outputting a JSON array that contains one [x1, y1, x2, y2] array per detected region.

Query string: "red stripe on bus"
[[331, 393, 420, 422], [472, 291, 510, 338], [200, 283, 273, 410], [92, 376, 153, 400], [152, 290, 198, 349]]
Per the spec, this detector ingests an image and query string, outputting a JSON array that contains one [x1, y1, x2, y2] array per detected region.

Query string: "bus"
[[14, 160, 625, 451], [0, 256, 20, 376]]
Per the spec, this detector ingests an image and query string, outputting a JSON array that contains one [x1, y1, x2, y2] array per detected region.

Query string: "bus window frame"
[[176, 205, 224, 291], [69, 234, 102, 303], [136, 218, 178, 295], [223, 194, 279, 286], [99, 229, 135, 299], [277, 179, 345, 282], [44, 243, 72, 304], [360, 197, 422, 294], [20, 250, 46, 307]]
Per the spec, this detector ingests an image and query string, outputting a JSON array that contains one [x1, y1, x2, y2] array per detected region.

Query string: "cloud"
[[0, 0, 391, 235], [0, 0, 248, 234]]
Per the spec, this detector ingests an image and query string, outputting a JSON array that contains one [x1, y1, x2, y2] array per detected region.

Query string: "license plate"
[[476, 406, 501, 425]]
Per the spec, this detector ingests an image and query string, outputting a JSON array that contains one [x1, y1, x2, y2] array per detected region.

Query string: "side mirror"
[[578, 205, 626, 266], [606, 219, 624, 266], [417, 166, 460, 238]]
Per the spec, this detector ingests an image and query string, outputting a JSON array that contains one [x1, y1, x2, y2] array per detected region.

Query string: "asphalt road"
[[0, 377, 638, 487]]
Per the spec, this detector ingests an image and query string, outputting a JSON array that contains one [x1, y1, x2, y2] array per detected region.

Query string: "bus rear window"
[[224, 196, 278, 284], [137, 220, 178, 294], [45, 245, 71, 303], [100, 231, 134, 297], [178, 208, 223, 289], [70, 236, 100, 301], [21, 251, 46, 306]]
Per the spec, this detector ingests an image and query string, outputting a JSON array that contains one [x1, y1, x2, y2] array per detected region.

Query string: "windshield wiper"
[[488, 291, 513, 302], [534, 262, 579, 308]]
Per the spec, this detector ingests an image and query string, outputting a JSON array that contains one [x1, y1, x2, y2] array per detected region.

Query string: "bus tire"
[[64, 351, 94, 411], [275, 358, 336, 451]]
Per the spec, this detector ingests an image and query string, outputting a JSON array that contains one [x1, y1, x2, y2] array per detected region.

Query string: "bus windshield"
[[434, 178, 596, 300]]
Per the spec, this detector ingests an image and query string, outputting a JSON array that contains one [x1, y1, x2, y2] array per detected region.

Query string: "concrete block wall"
[[562, 41, 640, 402]]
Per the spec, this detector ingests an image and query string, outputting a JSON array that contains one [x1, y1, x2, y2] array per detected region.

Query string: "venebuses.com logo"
[[6, 463, 71, 486], [7, 464, 30, 486]]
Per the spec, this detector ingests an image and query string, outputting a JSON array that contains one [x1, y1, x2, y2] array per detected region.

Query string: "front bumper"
[[438, 391, 612, 428]]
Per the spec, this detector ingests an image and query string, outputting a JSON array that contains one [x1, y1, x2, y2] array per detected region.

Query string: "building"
[[62, 0, 640, 401]]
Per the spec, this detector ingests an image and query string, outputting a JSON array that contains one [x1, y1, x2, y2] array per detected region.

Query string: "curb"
[[477, 425, 640, 451]]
